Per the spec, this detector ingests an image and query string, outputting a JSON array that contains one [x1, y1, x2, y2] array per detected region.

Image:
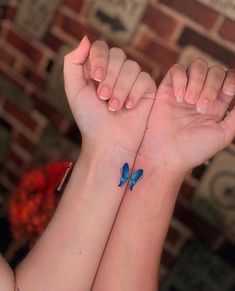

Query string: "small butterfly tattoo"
[[118, 162, 144, 191]]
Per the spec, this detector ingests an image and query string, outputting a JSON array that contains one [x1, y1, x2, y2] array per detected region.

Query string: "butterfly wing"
[[118, 163, 130, 187], [129, 169, 144, 191]]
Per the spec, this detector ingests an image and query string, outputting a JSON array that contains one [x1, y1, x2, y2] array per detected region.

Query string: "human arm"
[[92, 61, 235, 291], [15, 37, 156, 291], [0, 255, 14, 291]]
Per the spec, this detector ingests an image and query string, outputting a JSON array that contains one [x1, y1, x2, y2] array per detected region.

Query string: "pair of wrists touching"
[[11, 36, 235, 291]]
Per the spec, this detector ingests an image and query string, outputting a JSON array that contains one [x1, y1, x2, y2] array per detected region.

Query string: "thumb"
[[64, 35, 91, 101]]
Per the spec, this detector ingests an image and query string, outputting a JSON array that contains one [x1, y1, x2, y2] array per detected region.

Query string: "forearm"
[[92, 157, 185, 291], [15, 143, 136, 291], [0, 255, 14, 291]]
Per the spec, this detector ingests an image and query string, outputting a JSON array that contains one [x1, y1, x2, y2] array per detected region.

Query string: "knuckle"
[[172, 63, 185, 72], [139, 71, 151, 81], [125, 59, 140, 71], [110, 47, 126, 60], [91, 40, 108, 50], [171, 64, 187, 82], [140, 72, 156, 90], [210, 65, 225, 76], [193, 58, 208, 67]]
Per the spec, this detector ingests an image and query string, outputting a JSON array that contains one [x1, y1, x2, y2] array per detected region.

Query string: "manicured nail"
[[94, 67, 103, 82], [108, 98, 120, 111], [186, 91, 198, 104], [223, 85, 235, 96], [99, 85, 110, 100], [125, 99, 133, 109], [176, 96, 183, 103], [175, 88, 184, 103], [197, 99, 210, 113]]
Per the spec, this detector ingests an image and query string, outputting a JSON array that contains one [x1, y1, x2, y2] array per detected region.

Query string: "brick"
[[8, 149, 24, 168], [6, 30, 43, 65], [178, 27, 235, 67], [219, 18, 235, 44], [24, 69, 46, 90], [33, 95, 65, 127], [0, 67, 27, 92], [141, 39, 178, 69], [4, 168, 20, 185], [15, 133, 35, 153], [125, 50, 154, 75], [58, 12, 99, 42], [173, 202, 220, 245], [143, 4, 178, 39], [0, 46, 15, 66], [159, 0, 218, 29], [0, 6, 4, 20], [63, 0, 83, 13], [44, 31, 64, 52], [3, 100, 38, 131], [4, 6, 16, 21]]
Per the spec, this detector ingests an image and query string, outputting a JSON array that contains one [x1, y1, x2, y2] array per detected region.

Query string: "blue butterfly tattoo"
[[118, 162, 144, 191]]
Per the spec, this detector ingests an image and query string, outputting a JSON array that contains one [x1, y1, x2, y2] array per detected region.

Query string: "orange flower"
[[8, 162, 74, 243]]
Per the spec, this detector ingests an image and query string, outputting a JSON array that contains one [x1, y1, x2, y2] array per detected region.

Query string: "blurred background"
[[0, 0, 235, 290]]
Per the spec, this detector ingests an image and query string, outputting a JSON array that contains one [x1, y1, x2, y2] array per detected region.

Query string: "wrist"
[[65, 141, 137, 198], [136, 152, 188, 183], [80, 139, 137, 165]]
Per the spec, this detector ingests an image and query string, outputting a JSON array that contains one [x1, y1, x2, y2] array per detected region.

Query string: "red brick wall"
[[0, 0, 234, 278]]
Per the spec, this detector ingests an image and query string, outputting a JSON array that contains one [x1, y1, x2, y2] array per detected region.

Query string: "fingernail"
[[223, 85, 235, 96], [94, 67, 103, 82], [99, 85, 110, 100], [175, 88, 184, 103], [197, 99, 210, 113], [125, 99, 133, 109], [186, 91, 198, 104], [176, 96, 183, 103], [108, 98, 120, 111]]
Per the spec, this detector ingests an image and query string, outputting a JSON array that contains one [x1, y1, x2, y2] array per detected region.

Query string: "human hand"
[[139, 59, 235, 174], [64, 36, 156, 154]]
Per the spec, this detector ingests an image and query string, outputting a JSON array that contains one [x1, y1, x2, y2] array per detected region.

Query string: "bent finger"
[[125, 72, 156, 109], [196, 65, 226, 113], [108, 60, 141, 111], [97, 47, 126, 100], [185, 58, 208, 104], [89, 40, 109, 82]]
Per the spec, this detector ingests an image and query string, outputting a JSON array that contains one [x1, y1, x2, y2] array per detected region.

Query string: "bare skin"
[[0, 37, 234, 291], [92, 60, 235, 290]]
